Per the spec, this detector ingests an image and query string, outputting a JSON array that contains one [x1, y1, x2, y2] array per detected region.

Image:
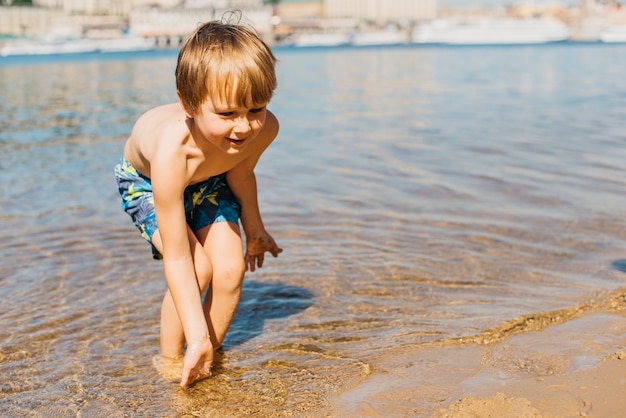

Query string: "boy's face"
[[184, 95, 268, 155]]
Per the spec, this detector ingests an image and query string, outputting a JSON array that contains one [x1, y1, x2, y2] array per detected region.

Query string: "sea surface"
[[1, 43, 625, 417]]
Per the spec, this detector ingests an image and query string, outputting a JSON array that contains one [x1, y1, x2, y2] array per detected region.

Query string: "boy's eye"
[[218, 112, 234, 117], [250, 107, 265, 114]]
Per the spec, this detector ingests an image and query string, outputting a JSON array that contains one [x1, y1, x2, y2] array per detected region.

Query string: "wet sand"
[[332, 296, 626, 417], [436, 349, 626, 418]]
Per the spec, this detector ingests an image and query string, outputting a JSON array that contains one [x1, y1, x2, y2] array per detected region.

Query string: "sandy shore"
[[435, 347, 626, 417], [332, 310, 626, 417]]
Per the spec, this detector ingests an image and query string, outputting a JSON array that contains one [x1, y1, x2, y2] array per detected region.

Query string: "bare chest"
[[186, 151, 245, 185]]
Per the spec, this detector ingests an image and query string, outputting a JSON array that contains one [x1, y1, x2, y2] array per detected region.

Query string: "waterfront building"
[[272, 0, 436, 45], [277, 0, 436, 22], [129, 2, 274, 47], [277, 0, 322, 19], [1, 0, 271, 41], [0, 6, 65, 35], [324, 0, 436, 22], [31, 0, 266, 16], [32, 1, 181, 16]]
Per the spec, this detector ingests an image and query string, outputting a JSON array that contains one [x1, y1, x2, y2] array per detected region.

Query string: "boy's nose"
[[233, 116, 251, 133]]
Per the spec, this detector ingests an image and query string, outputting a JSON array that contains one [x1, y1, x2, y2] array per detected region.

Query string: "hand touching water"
[[180, 336, 213, 387], [245, 232, 282, 272]]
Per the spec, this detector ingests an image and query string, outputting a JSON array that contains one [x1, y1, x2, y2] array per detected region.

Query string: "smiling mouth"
[[227, 137, 246, 146]]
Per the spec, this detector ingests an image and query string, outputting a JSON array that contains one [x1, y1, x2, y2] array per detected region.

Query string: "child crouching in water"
[[114, 20, 282, 387]]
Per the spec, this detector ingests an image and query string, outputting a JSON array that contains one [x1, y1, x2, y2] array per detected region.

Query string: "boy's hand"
[[245, 233, 282, 272], [180, 336, 213, 387]]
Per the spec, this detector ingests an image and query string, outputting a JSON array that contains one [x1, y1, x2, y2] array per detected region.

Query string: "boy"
[[114, 20, 282, 387]]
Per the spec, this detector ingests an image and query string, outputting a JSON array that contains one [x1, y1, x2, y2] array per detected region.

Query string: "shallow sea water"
[[1, 43, 625, 417]]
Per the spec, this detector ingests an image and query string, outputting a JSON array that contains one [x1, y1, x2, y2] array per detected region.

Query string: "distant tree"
[[263, 0, 279, 5], [2, 0, 33, 5]]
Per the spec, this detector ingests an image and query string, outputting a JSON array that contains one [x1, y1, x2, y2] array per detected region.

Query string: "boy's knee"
[[213, 261, 245, 293]]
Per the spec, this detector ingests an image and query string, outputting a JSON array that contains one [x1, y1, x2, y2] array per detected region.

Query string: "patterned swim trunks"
[[114, 157, 241, 259]]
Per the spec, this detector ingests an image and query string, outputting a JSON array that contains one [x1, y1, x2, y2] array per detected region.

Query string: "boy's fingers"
[[246, 256, 256, 272], [180, 368, 191, 387], [245, 245, 282, 271]]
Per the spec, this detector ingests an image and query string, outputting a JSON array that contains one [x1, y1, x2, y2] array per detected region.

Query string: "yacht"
[[96, 36, 156, 52], [1, 38, 97, 56], [1, 35, 156, 57], [351, 30, 408, 46], [600, 25, 626, 43], [290, 32, 351, 47], [412, 18, 570, 45]]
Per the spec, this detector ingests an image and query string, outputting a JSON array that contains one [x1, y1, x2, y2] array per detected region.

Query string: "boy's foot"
[[152, 355, 183, 382]]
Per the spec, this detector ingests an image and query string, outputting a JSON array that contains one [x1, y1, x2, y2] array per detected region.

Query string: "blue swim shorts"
[[114, 157, 241, 260]]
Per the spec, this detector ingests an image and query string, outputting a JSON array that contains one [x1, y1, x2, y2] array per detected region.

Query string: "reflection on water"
[[1, 44, 626, 416]]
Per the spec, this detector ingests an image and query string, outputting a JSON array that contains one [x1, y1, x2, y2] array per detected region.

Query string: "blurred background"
[[1, 0, 626, 55], [1, 1, 625, 416]]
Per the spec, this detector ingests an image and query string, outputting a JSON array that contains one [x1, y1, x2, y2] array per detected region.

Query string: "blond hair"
[[175, 20, 277, 115]]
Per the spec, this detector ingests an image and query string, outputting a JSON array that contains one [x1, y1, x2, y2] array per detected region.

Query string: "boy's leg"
[[159, 292, 185, 357], [195, 221, 246, 348], [152, 227, 215, 358]]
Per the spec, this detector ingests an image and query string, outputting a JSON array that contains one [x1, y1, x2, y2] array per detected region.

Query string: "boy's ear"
[[176, 91, 194, 118]]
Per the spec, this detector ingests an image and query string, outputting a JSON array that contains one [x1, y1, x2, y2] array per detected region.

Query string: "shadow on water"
[[612, 259, 626, 273], [224, 279, 314, 348]]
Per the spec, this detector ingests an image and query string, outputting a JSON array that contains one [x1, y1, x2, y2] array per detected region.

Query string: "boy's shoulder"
[[133, 103, 187, 141], [137, 103, 184, 127], [129, 103, 191, 164]]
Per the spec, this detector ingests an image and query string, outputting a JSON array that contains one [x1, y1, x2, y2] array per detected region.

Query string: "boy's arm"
[[228, 166, 282, 271], [226, 111, 282, 271], [151, 152, 212, 385]]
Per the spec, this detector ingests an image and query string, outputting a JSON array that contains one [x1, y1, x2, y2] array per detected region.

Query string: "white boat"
[[412, 18, 570, 45], [1, 36, 156, 57], [96, 36, 156, 53], [351, 30, 408, 46], [600, 25, 626, 43], [291, 32, 351, 47], [1, 38, 97, 57]]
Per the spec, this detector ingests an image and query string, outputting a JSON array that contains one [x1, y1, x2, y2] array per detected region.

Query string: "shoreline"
[[437, 348, 626, 417], [331, 309, 626, 417]]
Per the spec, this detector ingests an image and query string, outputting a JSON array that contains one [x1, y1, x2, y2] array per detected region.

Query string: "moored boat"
[[351, 30, 408, 46], [290, 32, 351, 47], [1, 38, 97, 57], [600, 25, 626, 43], [1, 35, 156, 57], [96, 36, 156, 52], [412, 18, 570, 45]]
